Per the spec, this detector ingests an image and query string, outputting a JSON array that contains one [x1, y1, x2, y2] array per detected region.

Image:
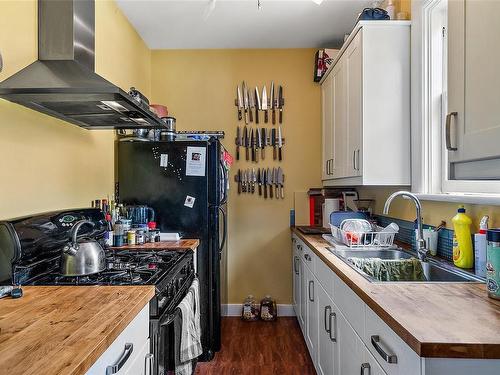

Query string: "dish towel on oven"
[[176, 278, 202, 375]]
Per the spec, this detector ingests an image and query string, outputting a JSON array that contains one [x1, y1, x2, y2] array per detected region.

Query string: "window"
[[413, 0, 500, 202]]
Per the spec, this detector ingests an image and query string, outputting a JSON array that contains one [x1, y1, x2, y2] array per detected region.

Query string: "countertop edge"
[[109, 239, 200, 251], [291, 227, 500, 360]]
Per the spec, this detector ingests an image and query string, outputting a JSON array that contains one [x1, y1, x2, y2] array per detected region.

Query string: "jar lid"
[[487, 229, 500, 242]]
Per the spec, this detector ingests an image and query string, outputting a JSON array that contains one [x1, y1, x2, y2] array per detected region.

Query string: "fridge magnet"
[[184, 195, 196, 208]]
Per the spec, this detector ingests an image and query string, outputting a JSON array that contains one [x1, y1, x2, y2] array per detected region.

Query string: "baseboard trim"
[[222, 304, 296, 317]]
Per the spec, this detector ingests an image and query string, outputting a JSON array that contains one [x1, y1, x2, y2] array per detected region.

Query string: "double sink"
[[329, 247, 483, 283]]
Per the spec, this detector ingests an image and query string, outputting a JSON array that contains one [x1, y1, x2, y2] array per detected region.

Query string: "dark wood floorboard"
[[195, 317, 316, 375]]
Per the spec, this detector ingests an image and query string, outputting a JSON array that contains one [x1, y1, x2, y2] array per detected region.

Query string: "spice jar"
[[241, 295, 259, 321], [259, 295, 277, 321]]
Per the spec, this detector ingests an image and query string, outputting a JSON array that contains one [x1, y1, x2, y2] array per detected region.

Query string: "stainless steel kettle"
[[60, 220, 106, 276]]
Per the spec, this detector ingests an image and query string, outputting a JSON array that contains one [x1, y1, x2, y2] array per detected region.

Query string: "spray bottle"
[[474, 216, 489, 277]]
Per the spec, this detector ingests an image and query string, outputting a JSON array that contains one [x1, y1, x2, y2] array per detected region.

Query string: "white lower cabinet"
[[291, 234, 500, 375], [86, 303, 152, 375]]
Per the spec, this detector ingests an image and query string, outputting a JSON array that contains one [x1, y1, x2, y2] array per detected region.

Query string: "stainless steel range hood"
[[0, 0, 163, 130]]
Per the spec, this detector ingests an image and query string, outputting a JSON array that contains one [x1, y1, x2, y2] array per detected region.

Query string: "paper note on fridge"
[[186, 146, 206, 176]]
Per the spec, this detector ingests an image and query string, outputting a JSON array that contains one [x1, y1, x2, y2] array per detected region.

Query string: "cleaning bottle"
[[452, 206, 473, 268], [474, 216, 489, 277]]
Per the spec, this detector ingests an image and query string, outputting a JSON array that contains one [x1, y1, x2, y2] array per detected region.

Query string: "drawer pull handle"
[[308, 280, 314, 302], [144, 353, 154, 375], [360, 362, 371, 375], [294, 257, 299, 275], [371, 335, 398, 364], [445, 112, 458, 151], [304, 253, 311, 261], [106, 343, 134, 375], [329, 312, 337, 342], [324, 305, 332, 333]]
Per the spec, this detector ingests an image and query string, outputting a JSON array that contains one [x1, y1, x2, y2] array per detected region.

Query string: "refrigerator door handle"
[[219, 161, 228, 205], [218, 206, 227, 254]]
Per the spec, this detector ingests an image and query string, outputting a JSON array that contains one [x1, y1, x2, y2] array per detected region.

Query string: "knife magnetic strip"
[[234, 168, 285, 199]]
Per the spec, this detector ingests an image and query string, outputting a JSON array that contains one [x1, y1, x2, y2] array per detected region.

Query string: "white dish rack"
[[329, 223, 397, 248]]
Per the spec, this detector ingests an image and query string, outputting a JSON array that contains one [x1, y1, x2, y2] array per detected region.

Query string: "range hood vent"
[[0, 0, 163, 129]]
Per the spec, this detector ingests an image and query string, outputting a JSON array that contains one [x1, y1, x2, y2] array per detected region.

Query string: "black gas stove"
[[0, 208, 196, 375]]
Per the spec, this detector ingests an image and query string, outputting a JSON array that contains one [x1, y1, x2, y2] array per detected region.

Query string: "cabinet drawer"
[[125, 339, 151, 375], [316, 257, 334, 300], [364, 307, 420, 375], [86, 303, 150, 375], [300, 241, 316, 273], [332, 272, 365, 338]]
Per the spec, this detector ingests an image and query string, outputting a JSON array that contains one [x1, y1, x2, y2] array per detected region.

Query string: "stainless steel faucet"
[[383, 191, 428, 261]]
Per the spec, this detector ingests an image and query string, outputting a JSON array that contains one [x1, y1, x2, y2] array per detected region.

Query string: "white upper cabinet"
[[321, 21, 411, 186], [447, 0, 500, 180]]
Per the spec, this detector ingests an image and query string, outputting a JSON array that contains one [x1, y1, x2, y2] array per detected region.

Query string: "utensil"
[[267, 167, 273, 199], [160, 116, 176, 141], [272, 168, 279, 200], [270, 81, 276, 124], [125, 205, 155, 228], [60, 220, 106, 276], [236, 126, 241, 160], [248, 87, 255, 123], [277, 167, 284, 199], [251, 168, 256, 194], [250, 128, 255, 162], [261, 127, 266, 159], [255, 87, 261, 124], [262, 85, 268, 123], [262, 169, 268, 199], [243, 81, 249, 124], [257, 168, 263, 196], [244, 126, 249, 161], [278, 126, 283, 161], [237, 169, 242, 194], [237, 85, 243, 121], [271, 128, 277, 160], [278, 85, 284, 123]]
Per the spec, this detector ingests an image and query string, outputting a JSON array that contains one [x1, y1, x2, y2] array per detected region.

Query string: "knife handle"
[[236, 146, 240, 161], [264, 110, 268, 123], [269, 185, 273, 199], [238, 109, 242, 121], [278, 147, 282, 161], [245, 109, 249, 124], [273, 146, 277, 160], [258, 184, 262, 196], [272, 110, 276, 125], [279, 109, 283, 124], [261, 147, 265, 160], [263, 184, 267, 199], [255, 147, 259, 162], [238, 181, 241, 194], [245, 147, 249, 161], [251, 183, 255, 194], [249, 108, 253, 122], [255, 109, 259, 124], [281, 186, 285, 199], [276, 186, 279, 200]]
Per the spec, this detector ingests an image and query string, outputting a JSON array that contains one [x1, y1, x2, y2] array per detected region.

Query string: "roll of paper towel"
[[323, 199, 341, 228]]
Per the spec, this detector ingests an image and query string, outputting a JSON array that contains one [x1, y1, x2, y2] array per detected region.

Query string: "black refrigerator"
[[118, 137, 228, 361]]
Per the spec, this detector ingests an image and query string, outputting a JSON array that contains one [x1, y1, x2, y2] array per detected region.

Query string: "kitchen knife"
[[236, 126, 241, 161], [262, 169, 267, 199], [250, 128, 255, 162], [257, 168, 262, 196], [248, 87, 255, 123], [254, 87, 261, 124], [267, 167, 273, 199], [251, 168, 256, 194], [278, 125, 283, 161], [270, 81, 276, 125], [241, 169, 246, 193], [244, 126, 249, 161], [271, 128, 277, 160], [262, 85, 268, 123], [237, 85, 243, 121], [277, 167, 284, 199], [255, 128, 260, 163], [278, 85, 283, 124], [237, 169, 242, 194], [273, 168, 279, 200], [261, 127, 266, 160], [243, 81, 249, 124], [244, 169, 249, 193]]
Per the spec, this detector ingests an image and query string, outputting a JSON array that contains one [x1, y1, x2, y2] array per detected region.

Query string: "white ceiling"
[[116, 0, 373, 49]]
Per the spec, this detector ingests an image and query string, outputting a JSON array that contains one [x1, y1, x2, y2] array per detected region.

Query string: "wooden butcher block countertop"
[[292, 227, 500, 359], [110, 239, 200, 251], [0, 285, 154, 375]]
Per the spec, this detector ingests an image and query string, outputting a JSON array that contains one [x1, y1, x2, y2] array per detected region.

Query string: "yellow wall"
[[150, 49, 322, 304], [0, 0, 150, 220]]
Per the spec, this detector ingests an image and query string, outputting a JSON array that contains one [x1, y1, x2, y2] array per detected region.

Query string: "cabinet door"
[[363, 348, 389, 375], [337, 309, 365, 375], [345, 31, 363, 178], [331, 57, 347, 178], [447, 0, 500, 179], [322, 73, 334, 180], [292, 252, 302, 326], [317, 283, 338, 375], [303, 265, 318, 363]]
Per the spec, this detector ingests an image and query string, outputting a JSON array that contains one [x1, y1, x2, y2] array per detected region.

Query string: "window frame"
[[411, 0, 500, 204]]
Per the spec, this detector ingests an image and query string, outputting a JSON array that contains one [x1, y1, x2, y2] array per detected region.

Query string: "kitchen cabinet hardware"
[[144, 353, 154, 375], [329, 311, 337, 342], [360, 362, 371, 375], [294, 257, 299, 275], [308, 280, 315, 302], [371, 335, 398, 364], [304, 253, 311, 261], [445, 112, 458, 151], [324, 305, 332, 333], [106, 343, 133, 375]]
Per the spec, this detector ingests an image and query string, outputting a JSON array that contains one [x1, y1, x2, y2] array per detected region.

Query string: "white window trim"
[[411, 0, 500, 205]]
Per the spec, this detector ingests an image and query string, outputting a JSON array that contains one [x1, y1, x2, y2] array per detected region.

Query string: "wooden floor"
[[195, 317, 316, 375]]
